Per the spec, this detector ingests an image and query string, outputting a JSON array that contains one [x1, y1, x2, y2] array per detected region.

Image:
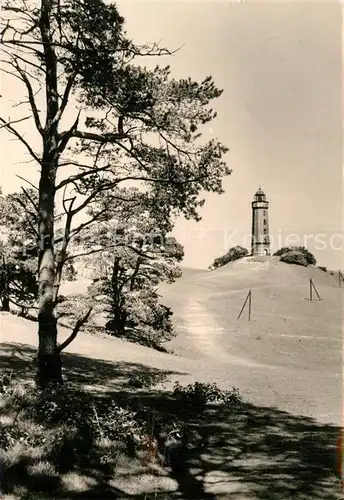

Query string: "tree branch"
[[54, 190, 76, 302], [71, 129, 128, 143], [55, 164, 111, 191], [64, 242, 155, 263], [56, 110, 80, 154], [13, 60, 44, 134], [16, 174, 39, 191], [0, 117, 41, 164], [51, 71, 77, 127], [67, 207, 109, 239], [57, 306, 93, 353], [21, 187, 39, 212], [0, 115, 30, 129]]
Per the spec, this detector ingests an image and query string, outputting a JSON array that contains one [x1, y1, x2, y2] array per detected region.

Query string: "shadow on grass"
[[0, 341, 342, 499], [0, 341, 183, 392]]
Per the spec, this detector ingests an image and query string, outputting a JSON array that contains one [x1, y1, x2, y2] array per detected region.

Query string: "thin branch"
[[57, 306, 93, 353], [14, 60, 44, 134], [68, 184, 113, 217], [67, 207, 109, 239], [21, 188, 38, 212], [1, 38, 44, 58], [13, 196, 39, 237], [1, 46, 45, 73], [0, 117, 41, 164], [16, 174, 39, 191], [64, 242, 155, 263], [51, 71, 77, 127], [55, 164, 111, 191], [53, 189, 77, 301], [56, 111, 80, 154], [0, 115, 30, 129]]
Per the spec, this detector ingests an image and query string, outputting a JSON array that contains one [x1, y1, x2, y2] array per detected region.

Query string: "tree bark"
[[37, 163, 61, 386], [108, 257, 127, 336], [36, 0, 62, 386], [1, 295, 10, 312]]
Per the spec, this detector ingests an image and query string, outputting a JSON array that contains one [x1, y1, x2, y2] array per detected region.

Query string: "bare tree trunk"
[[1, 255, 10, 312], [36, 0, 62, 386], [108, 257, 127, 336], [37, 163, 61, 386], [1, 295, 10, 312]]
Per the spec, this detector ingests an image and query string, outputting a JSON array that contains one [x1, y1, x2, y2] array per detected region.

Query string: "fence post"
[[310, 278, 313, 301], [238, 290, 251, 320], [310, 278, 322, 301]]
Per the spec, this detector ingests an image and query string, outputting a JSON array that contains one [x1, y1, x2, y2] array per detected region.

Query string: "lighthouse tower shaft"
[[251, 188, 271, 256]]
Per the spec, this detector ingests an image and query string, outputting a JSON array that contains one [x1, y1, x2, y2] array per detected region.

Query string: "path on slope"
[[164, 258, 342, 425], [177, 296, 276, 370]]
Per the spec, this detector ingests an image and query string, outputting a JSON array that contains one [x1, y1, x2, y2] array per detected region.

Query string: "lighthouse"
[[251, 187, 270, 256]]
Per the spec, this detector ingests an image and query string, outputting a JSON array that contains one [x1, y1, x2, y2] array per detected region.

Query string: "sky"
[[0, 1, 342, 270]]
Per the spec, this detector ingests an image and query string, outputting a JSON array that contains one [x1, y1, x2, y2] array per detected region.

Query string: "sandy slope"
[[0, 257, 342, 425], [0, 257, 342, 498], [161, 257, 343, 425]]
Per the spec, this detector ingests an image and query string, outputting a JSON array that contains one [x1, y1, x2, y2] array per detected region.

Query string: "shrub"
[[0, 374, 147, 469], [280, 250, 309, 267], [318, 266, 327, 273], [274, 246, 316, 265], [172, 381, 242, 408], [210, 246, 249, 270], [128, 372, 168, 389]]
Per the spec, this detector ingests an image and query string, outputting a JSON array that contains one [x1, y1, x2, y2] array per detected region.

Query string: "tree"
[[209, 246, 248, 270], [79, 211, 184, 349], [0, 189, 38, 314], [0, 254, 38, 314], [274, 246, 316, 266], [1, 0, 230, 385], [279, 251, 309, 267]]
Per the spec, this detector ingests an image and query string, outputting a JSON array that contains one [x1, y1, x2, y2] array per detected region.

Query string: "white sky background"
[[0, 1, 342, 270]]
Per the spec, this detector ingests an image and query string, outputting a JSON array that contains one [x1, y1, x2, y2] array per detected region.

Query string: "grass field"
[[0, 256, 343, 498], [161, 257, 342, 424]]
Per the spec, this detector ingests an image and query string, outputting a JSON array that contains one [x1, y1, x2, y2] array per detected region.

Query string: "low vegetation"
[[274, 246, 316, 267], [0, 370, 242, 497], [209, 245, 249, 270]]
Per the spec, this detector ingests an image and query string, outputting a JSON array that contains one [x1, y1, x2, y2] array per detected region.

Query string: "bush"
[[0, 373, 147, 469], [210, 246, 248, 270], [318, 266, 327, 273], [280, 250, 309, 267], [274, 246, 316, 265], [128, 372, 168, 388], [172, 381, 242, 408]]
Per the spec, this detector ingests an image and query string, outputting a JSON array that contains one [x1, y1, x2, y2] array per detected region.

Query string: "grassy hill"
[[160, 256, 342, 424], [2, 256, 341, 423], [0, 256, 342, 498]]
